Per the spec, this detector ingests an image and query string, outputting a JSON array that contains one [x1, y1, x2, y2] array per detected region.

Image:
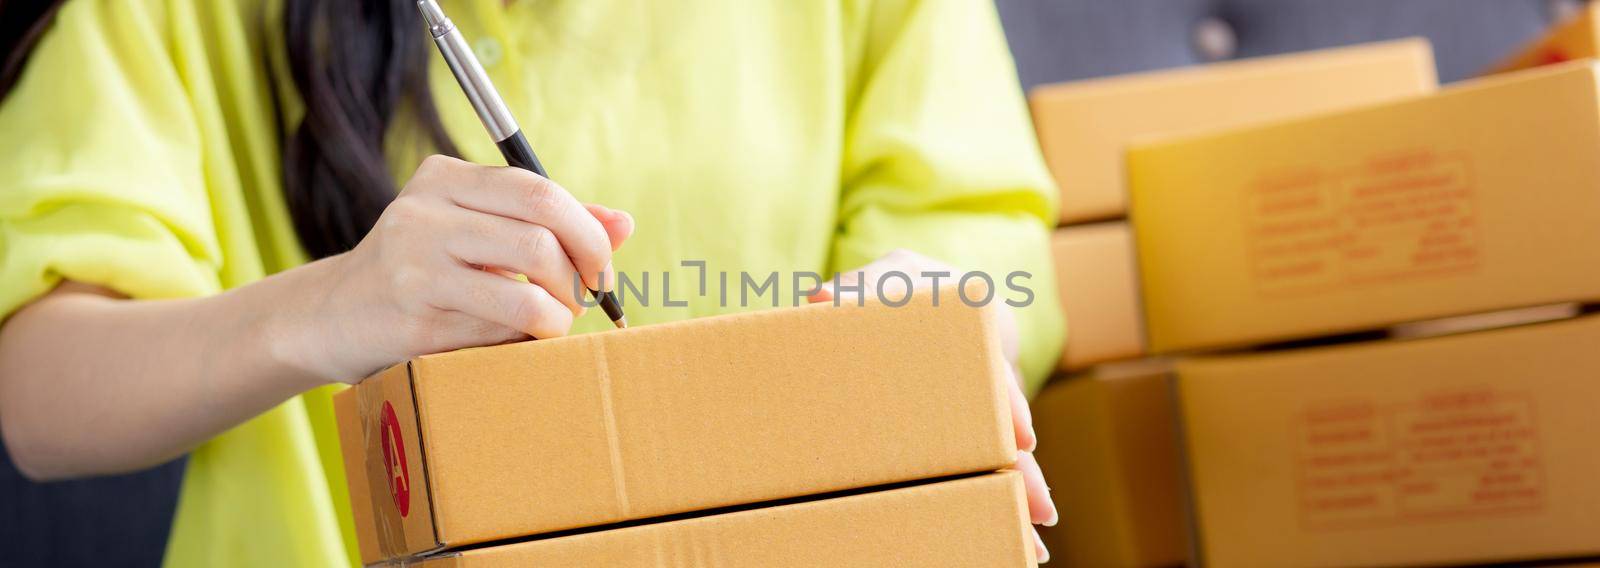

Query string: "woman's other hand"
[[285, 155, 634, 384], [811, 249, 1058, 563]]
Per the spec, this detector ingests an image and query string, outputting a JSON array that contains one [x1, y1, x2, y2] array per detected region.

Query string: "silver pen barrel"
[[418, 0, 520, 142]]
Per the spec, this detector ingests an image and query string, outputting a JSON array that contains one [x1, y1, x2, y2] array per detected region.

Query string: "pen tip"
[[615, 316, 629, 329]]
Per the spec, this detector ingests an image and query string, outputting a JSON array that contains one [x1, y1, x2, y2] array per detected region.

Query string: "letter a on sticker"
[[379, 401, 412, 517]]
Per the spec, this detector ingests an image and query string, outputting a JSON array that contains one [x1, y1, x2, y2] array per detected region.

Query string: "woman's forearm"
[[0, 259, 339, 480], [0, 157, 636, 481]]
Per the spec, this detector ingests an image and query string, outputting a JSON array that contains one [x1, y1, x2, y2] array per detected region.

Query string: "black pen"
[[418, 0, 627, 328]]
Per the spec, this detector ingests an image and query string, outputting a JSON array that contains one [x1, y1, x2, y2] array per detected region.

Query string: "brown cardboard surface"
[[1033, 360, 1186, 568], [336, 362, 440, 561], [1030, 39, 1436, 225], [1487, 3, 1600, 74], [1389, 303, 1580, 341], [1051, 223, 1145, 371], [398, 472, 1035, 568], [1128, 61, 1600, 354], [336, 291, 1017, 564], [1178, 314, 1600, 567]]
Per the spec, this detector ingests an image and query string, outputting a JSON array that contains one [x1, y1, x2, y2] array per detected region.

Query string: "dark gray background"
[[997, 0, 1577, 89]]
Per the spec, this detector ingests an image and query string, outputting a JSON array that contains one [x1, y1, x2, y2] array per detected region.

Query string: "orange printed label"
[[1295, 388, 1543, 530], [1246, 149, 1481, 297]]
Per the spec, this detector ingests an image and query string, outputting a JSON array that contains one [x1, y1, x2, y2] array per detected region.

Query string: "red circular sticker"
[[379, 401, 412, 517], [1540, 48, 1571, 66]]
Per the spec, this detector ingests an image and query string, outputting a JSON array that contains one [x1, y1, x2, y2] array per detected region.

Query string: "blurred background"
[[0, 0, 1592, 566], [997, 0, 1586, 89]]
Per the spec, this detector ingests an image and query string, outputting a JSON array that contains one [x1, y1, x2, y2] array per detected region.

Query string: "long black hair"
[[280, 0, 458, 259], [0, 0, 65, 97], [1, 0, 456, 260]]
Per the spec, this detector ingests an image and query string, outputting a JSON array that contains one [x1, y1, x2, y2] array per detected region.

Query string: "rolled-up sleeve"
[[0, 1, 222, 317], [835, 0, 1065, 392]]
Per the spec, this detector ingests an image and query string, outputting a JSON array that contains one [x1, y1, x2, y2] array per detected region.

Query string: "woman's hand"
[[811, 249, 1058, 563], [282, 155, 634, 384]]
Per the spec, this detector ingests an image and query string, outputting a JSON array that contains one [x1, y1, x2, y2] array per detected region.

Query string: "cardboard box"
[[1488, 3, 1600, 74], [335, 292, 1017, 564], [1178, 314, 1600, 567], [1051, 223, 1146, 371], [1030, 39, 1436, 225], [1389, 303, 1580, 341], [1128, 61, 1600, 354], [1033, 360, 1186, 568], [390, 472, 1036, 567]]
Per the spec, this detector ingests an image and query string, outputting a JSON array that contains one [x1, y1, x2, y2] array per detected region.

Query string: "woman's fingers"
[[1017, 451, 1058, 526], [1023, 449, 1056, 564], [425, 310, 527, 351], [585, 203, 635, 251], [996, 302, 1021, 367], [1034, 527, 1051, 564], [1020, 451, 1058, 565], [444, 209, 587, 315], [809, 249, 959, 304], [1007, 366, 1037, 452], [423, 156, 616, 292], [436, 265, 576, 339]]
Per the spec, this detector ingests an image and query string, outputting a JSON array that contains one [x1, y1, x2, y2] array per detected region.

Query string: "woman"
[[0, 0, 1064, 565]]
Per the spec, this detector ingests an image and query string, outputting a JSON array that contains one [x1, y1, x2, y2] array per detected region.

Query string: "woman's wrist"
[[244, 254, 357, 390]]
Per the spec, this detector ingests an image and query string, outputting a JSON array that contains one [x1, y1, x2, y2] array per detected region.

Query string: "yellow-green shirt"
[[0, 0, 1063, 565]]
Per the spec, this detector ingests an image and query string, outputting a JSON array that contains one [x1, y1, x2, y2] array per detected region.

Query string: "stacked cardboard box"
[[335, 291, 1036, 566], [1180, 313, 1600, 567], [1047, 223, 1145, 371], [1036, 311, 1600, 568], [384, 472, 1031, 567], [1127, 61, 1600, 354], [1488, 2, 1600, 75], [1032, 47, 1600, 566], [1030, 360, 1185, 568], [1132, 61, 1600, 567], [1030, 38, 1438, 566], [1032, 39, 1438, 373], [1031, 38, 1437, 226]]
